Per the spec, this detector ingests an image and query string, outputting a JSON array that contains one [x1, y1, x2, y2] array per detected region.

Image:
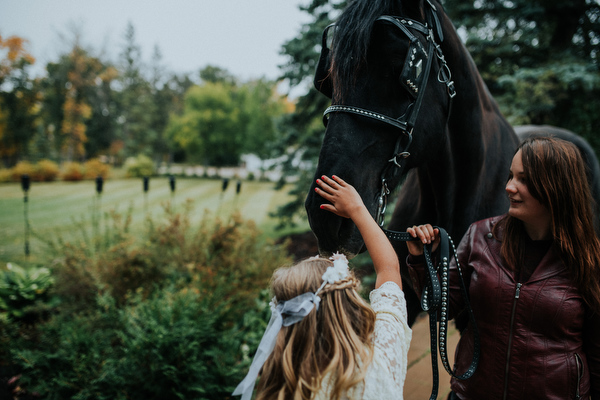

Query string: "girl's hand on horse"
[[406, 224, 441, 256], [315, 175, 365, 219]]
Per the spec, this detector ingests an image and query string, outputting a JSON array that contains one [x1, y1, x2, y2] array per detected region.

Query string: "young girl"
[[233, 175, 412, 400]]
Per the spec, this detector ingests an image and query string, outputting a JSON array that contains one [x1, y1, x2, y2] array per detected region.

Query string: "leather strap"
[[384, 227, 480, 400], [323, 105, 411, 132]]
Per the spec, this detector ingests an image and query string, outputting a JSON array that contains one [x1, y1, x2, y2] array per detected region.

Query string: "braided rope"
[[318, 277, 360, 294]]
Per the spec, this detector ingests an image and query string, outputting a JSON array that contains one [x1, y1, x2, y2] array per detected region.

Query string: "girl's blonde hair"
[[255, 257, 376, 400]]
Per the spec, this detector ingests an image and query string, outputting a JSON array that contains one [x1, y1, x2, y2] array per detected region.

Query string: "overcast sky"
[[0, 0, 310, 87]]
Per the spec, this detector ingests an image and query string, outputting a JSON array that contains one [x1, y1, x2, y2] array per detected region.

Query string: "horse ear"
[[402, 0, 426, 21], [314, 24, 334, 99]]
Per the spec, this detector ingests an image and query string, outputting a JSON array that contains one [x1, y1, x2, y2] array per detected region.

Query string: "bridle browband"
[[314, 3, 479, 399]]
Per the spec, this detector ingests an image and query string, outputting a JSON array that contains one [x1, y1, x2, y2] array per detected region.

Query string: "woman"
[[233, 175, 411, 400], [407, 137, 600, 399]]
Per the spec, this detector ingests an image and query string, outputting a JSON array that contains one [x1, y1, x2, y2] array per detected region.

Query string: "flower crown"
[[315, 252, 351, 294]]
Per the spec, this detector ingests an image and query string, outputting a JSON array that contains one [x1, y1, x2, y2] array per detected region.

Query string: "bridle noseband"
[[315, 2, 456, 227]]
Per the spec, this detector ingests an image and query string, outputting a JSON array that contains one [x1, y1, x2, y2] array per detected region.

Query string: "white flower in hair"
[[322, 252, 350, 284], [269, 297, 278, 312]]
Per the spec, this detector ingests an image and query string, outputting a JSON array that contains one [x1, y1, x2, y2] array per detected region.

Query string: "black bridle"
[[314, 2, 479, 399], [315, 2, 456, 227]]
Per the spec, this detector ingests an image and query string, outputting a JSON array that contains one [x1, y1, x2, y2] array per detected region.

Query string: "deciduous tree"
[[0, 34, 38, 166], [166, 82, 243, 166], [39, 40, 115, 162]]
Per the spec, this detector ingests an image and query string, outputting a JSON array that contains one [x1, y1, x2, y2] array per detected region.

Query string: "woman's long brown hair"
[[495, 137, 600, 313], [255, 258, 376, 400]]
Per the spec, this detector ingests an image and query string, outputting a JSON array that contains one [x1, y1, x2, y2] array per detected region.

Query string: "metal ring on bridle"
[[376, 180, 390, 226]]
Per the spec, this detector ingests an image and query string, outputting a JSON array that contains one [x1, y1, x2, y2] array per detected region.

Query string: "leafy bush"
[[99, 287, 252, 399], [142, 204, 290, 314], [6, 296, 119, 400], [2, 206, 291, 398], [61, 162, 84, 181], [10, 161, 35, 182], [84, 158, 110, 179], [124, 154, 154, 178], [0, 263, 57, 323], [0, 168, 10, 183], [9, 285, 272, 400], [33, 159, 60, 182]]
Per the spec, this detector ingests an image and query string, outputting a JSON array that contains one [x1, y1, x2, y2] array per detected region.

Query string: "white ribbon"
[[232, 292, 321, 400], [232, 253, 350, 399]]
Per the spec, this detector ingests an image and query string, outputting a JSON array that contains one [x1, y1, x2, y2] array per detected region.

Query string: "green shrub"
[[9, 286, 270, 400], [0, 168, 11, 182], [49, 241, 103, 310], [124, 154, 154, 178], [143, 204, 290, 316], [98, 287, 251, 399], [61, 161, 84, 181], [84, 158, 110, 179], [33, 159, 60, 182], [0, 263, 57, 323], [7, 296, 120, 400], [6, 208, 290, 398]]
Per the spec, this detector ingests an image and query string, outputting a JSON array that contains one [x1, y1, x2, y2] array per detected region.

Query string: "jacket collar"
[[485, 216, 568, 284]]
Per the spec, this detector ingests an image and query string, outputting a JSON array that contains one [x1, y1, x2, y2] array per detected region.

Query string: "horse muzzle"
[[305, 188, 366, 256]]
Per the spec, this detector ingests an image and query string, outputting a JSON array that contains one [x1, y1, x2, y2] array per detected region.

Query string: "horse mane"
[[330, 0, 422, 101]]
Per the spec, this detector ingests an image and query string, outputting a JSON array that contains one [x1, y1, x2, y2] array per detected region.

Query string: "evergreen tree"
[[148, 46, 173, 164], [115, 22, 155, 159], [445, 0, 600, 149], [271, 0, 347, 227]]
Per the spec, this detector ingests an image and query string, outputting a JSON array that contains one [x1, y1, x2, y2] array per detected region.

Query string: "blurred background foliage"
[[0, 23, 293, 171]]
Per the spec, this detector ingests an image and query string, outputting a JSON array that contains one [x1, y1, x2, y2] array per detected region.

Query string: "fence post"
[[21, 174, 30, 257]]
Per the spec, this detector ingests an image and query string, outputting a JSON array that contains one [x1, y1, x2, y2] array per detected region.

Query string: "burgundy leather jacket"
[[408, 216, 600, 399]]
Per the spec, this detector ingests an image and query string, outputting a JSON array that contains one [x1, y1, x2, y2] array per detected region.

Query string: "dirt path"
[[405, 314, 459, 399]]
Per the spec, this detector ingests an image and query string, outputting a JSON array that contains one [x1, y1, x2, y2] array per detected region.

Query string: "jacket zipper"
[[575, 353, 583, 399], [503, 282, 522, 400]]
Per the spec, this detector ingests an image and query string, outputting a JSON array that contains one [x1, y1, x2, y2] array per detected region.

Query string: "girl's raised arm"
[[315, 175, 401, 289]]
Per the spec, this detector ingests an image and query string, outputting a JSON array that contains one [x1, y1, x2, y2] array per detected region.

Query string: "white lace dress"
[[313, 281, 412, 399]]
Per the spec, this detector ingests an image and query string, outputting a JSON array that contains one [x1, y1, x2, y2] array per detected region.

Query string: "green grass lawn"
[[0, 177, 309, 266]]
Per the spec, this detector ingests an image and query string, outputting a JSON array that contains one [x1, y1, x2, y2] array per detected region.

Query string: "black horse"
[[304, 0, 600, 325]]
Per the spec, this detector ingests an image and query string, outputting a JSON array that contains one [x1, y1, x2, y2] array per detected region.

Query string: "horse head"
[[305, 0, 455, 255]]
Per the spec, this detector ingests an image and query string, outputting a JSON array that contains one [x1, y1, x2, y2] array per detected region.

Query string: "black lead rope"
[[384, 227, 480, 400]]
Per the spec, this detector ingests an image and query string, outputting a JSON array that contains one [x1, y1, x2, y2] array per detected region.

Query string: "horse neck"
[[442, 27, 508, 131], [406, 12, 518, 236], [435, 10, 517, 162]]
